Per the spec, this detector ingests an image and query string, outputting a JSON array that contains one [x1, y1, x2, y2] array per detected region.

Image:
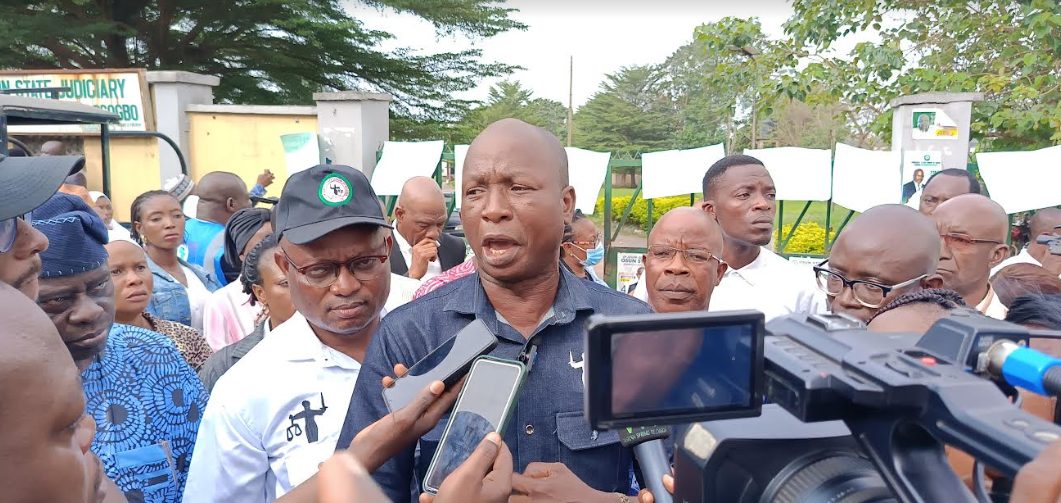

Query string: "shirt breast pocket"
[[555, 411, 626, 493], [113, 441, 178, 500]]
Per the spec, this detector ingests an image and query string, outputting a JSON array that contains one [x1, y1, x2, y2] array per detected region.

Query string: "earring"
[[255, 303, 270, 326]]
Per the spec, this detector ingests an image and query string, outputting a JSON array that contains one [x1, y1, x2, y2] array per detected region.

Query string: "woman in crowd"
[[202, 207, 273, 350], [130, 190, 220, 331], [105, 239, 213, 370], [560, 210, 608, 286], [198, 235, 295, 391], [89, 191, 133, 243]]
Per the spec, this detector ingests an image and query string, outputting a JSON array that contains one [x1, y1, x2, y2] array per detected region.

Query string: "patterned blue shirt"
[[82, 323, 209, 503], [336, 267, 652, 503]]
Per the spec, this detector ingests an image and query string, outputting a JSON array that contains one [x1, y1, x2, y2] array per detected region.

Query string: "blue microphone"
[[985, 340, 1061, 396]]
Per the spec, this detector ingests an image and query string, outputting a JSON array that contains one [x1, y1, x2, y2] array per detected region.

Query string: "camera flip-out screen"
[[585, 310, 765, 430]]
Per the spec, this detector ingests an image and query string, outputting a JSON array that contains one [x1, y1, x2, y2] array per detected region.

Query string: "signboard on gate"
[[0, 68, 153, 132]]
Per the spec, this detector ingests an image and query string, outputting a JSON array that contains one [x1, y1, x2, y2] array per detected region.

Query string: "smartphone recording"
[[584, 310, 765, 430]]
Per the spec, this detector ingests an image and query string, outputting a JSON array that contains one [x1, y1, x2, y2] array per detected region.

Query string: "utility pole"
[[567, 55, 574, 147]]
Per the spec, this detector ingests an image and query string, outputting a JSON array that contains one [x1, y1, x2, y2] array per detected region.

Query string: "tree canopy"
[[0, 0, 524, 121]]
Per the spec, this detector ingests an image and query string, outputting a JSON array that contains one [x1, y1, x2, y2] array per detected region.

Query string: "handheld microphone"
[[619, 425, 673, 503], [984, 340, 1061, 396]]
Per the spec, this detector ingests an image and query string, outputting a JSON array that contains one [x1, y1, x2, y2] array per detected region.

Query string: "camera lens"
[[762, 453, 896, 503]]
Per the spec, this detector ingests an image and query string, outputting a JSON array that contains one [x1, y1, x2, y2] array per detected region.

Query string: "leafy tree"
[[0, 0, 524, 121], [573, 65, 679, 155], [455, 81, 567, 141], [785, 0, 1061, 149]]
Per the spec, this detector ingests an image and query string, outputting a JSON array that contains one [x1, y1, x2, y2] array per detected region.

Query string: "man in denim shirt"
[[337, 119, 652, 503]]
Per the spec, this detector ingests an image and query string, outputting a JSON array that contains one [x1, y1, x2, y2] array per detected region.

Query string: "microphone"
[[619, 425, 673, 503], [984, 340, 1061, 396]]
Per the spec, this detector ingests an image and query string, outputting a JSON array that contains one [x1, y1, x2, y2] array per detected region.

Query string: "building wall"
[[187, 107, 318, 195], [83, 136, 161, 222]]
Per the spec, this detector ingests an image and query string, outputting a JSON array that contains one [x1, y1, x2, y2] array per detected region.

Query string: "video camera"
[[1036, 225, 1061, 256], [584, 309, 1061, 503]]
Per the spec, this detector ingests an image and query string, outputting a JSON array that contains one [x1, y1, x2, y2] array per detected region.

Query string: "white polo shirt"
[[991, 248, 1058, 278], [633, 247, 826, 321], [183, 312, 361, 502]]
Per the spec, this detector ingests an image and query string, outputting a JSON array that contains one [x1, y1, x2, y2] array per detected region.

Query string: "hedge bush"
[[774, 222, 835, 255], [594, 194, 695, 231]]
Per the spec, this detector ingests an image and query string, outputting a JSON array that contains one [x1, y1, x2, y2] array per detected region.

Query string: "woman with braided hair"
[[867, 288, 966, 333], [198, 234, 296, 392]]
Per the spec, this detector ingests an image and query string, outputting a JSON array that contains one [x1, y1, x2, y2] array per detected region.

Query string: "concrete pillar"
[[313, 91, 392, 178], [147, 71, 219, 180], [890, 92, 983, 171]]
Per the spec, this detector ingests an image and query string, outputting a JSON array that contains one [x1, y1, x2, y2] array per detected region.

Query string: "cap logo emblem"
[[318, 173, 353, 206]]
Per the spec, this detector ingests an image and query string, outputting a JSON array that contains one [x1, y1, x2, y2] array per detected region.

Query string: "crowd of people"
[[1, 119, 1060, 503]]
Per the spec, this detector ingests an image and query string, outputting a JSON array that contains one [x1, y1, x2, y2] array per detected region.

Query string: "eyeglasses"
[[0, 212, 31, 254], [939, 232, 1003, 251], [571, 233, 602, 248], [813, 260, 926, 309], [280, 246, 389, 287], [646, 245, 723, 266]]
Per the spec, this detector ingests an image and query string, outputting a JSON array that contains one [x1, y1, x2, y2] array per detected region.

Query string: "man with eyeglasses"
[[931, 194, 1011, 319], [643, 207, 728, 313], [815, 204, 944, 323], [0, 154, 86, 300], [185, 164, 394, 501]]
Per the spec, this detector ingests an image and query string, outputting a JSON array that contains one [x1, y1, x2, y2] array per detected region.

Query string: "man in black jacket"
[[389, 176, 465, 280]]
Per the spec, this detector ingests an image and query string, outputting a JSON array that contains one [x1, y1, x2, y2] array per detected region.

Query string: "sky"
[[344, 0, 800, 109]]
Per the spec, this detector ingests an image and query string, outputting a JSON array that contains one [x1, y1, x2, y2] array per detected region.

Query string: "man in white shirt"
[[993, 207, 1061, 278], [389, 176, 466, 281], [184, 164, 394, 502], [633, 155, 825, 320], [932, 194, 1011, 319]]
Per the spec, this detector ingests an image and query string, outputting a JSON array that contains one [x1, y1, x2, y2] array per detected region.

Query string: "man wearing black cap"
[[185, 164, 393, 502], [0, 154, 85, 299], [33, 193, 208, 503]]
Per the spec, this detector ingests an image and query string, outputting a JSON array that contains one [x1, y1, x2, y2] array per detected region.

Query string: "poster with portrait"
[[911, 108, 959, 140], [616, 252, 644, 292]]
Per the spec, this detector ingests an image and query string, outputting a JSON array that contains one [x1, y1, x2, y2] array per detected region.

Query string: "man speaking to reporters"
[[337, 119, 652, 502]]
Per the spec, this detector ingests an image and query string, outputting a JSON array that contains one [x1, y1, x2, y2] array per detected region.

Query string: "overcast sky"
[[344, 0, 799, 109]]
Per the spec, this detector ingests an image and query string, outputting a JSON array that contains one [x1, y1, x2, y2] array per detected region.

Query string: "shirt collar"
[[280, 312, 362, 369], [442, 265, 595, 344], [722, 246, 774, 284], [392, 228, 413, 254], [976, 284, 1003, 316]]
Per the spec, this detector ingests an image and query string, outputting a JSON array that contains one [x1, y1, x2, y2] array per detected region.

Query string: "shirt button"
[[524, 424, 535, 435]]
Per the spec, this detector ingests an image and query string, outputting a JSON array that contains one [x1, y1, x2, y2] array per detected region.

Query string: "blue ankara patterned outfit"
[[83, 323, 209, 502], [336, 267, 653, 503]]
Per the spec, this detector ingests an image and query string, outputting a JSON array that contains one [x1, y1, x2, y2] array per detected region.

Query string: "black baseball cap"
[[274, 164, 391, 245], [0, 155, 86, 221]]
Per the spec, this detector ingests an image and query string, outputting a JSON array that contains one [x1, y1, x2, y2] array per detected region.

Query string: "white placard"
[[565, 147, 611, 214], [453, 145, 469, 209], [831, 143, 901, 213], [977, 146, 1061, 214], [370, 140, 445, 196], [744, 147, 832, 201], [280, 132, 320, 175], [911, 108, 959, 140], [641, 144, 726, 199]]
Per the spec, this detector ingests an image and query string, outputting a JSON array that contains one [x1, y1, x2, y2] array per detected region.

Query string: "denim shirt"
[[145, 255, 220, 327], [336, 266, 652, 503]]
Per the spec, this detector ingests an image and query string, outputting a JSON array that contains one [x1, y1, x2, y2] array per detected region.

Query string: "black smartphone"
[[382, 319, 498, 413], [422, 356, 527, 494]]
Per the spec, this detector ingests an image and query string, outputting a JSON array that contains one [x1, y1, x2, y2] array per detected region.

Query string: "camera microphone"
[[619, 425, 673, 503], [983, 340, 1061, 397]]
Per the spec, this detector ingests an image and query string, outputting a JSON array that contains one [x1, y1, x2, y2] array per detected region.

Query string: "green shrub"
[[594, 194, 696, 231], [773, 222, 835, 255]]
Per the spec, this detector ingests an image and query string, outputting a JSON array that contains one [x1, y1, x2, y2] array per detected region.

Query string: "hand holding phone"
[[422, 357, 526, 494], [349, 378, 462, 473], [418, 433, 513, 503], [383, 320, 497, 413]]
